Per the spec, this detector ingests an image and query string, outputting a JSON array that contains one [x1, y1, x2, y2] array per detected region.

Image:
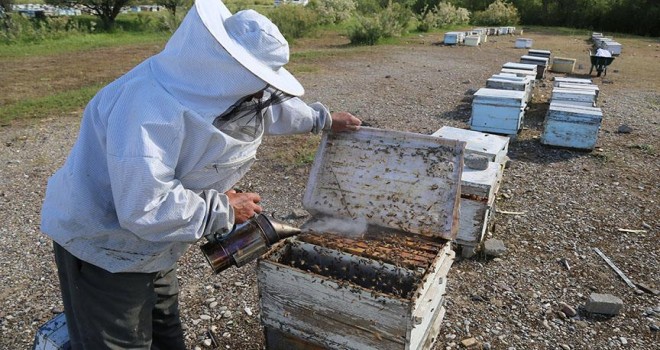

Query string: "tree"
[[1, 0, 12, 12], [156, 0, 190, 17], [46, 0, 132, 28]]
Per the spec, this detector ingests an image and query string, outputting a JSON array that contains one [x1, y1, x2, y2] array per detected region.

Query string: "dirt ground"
[[0, 28, 659, 350]]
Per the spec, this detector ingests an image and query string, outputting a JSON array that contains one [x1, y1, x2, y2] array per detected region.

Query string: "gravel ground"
[[1, 32, 659, 349]]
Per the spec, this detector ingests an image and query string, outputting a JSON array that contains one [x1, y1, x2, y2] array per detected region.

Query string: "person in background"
[[40, 0, 361, 348], [595, 47, 612, 57]]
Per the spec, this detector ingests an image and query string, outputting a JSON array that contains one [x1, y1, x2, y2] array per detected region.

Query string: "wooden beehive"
[[470, 88, 527, 136], [553, 77, 593, 87], [431, 126, 509, 165], [541, 104, 603, 150], [431, 127, 508, 257], [551, 57, 576, 74], [528, 49, 552, 59], [257, 127, 465, 350], [520, 55, 549, 79], [551, 87, 597, 107], [515, 38, 533, 49]]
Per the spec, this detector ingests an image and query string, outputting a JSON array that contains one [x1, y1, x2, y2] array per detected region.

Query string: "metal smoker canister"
[[200, 214, 300, 274]]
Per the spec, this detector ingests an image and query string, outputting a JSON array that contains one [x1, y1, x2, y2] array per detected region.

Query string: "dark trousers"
[[53, 242, 186, 350]]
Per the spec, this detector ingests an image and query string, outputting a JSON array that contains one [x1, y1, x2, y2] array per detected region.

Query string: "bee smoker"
[[200, 213, 300, 274]]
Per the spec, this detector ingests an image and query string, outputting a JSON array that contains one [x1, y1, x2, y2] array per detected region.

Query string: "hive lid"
[[303, 127, 465, 240]]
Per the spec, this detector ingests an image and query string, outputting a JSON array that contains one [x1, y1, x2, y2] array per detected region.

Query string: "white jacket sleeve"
[[264, 97, 332, 135], [106, 112, 233, 243]]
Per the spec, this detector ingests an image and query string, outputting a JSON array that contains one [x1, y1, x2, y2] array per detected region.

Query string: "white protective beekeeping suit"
[[41, 0, 331, 273]]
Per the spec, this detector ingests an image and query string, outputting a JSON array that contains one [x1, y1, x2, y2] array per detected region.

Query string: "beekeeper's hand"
[[225, 190, 262, 224], [331, 112, 362, 132]]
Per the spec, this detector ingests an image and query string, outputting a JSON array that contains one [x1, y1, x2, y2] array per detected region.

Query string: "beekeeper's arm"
[[264, 97, 361, 135]]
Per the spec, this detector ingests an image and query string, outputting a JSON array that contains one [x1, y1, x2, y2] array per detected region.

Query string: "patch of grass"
[[628, 144, 655, 154], [0, 84, 102, 124], [0, 32, 168, 58]]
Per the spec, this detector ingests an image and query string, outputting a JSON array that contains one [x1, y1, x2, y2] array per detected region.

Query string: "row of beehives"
[[468, 49, 551, 137], [541, 77, 603, 150], [444, 26, 519, 46], [592, 32, 622, 56]]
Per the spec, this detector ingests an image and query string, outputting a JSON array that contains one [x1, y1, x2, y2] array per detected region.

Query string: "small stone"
[[484, 239, 507, 257], [222, 310, 233, 318], [222, 332, 231, 338], [617, 125, 633, 134], [650, 323, 659, 332], [203, 339, 212, 347], [199, 314, 211, 320], [244, 307, 253, 316], [287, 209, 308, 219], [209, 301, 218, 309], [482, 342, 491, 350], [620, 337, 627, 345], [585, 293, 623, 316], [559, 302, 577, 317], [560, 344, 570, 350], [460, 337, 479, 348], [51, 307, 64, 314]]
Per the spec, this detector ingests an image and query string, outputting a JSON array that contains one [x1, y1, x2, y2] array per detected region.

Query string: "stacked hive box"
[[470, 88, 527, 136], [258, 127, 464, 350], [541, 78, 603, 150], [487, 71, 534, 103], [515, 38, 533, 48], [520, 55, 549, 79], [593, 33, 622, 55], [432, 127, 509, 257], [444, 32, 464, 45]]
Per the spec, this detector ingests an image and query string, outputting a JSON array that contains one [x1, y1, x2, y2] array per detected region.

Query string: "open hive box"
[[257, 127, 465, 350]]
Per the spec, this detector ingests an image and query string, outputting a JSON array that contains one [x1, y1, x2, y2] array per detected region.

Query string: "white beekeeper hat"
[[195, 0, 304, 96]]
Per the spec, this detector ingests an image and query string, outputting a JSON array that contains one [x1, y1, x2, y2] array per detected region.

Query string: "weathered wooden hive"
[[551, 87, 597, 107], [470, 88, 527, 136], [500, 68, 537, 80], [257, 127, 465, 350], [486, 77, 532, 102], [541, 104, 603, 150], [515, 38, 533, 49], [528, 49, 551, 59], [520, 55, 549, 79], [444, 32, 464, 45], [464, 35, 481, 47], [551, 57, 576, 74], [432, 127, 509, 257], [553, 77, 593, 86]]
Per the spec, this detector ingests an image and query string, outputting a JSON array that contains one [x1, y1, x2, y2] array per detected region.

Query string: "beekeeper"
[[40, 0, 361, 348]]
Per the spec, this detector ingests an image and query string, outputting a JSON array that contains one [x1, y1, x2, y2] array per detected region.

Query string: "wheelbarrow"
[[589, 53, 615, 77]]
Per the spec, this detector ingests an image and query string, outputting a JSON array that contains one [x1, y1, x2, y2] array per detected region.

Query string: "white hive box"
[[551, 57, 576, 73], [552, 87, 597, 107], [502, 62, 538, 73], [444, 32, 464, 45], [431, 126, 510, 165], [486, 77, 532, 102], [500, 68, 537, 79], [541, 105, 603, 150], [528, 49, 551, 59], [455, 162, 502, 255], [258, 127, 465, 350], [515, 38, 533, 48], [464, 35, 481, 47], [555, 82, 599, 100], [520, 55, 549, 79], [601, 41, 622, 55], [33, 313, 71, 350], [553, 77, 593, 86], [470, 88, 526, 136]]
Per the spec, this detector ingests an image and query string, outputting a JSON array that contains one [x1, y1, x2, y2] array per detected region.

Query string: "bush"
[[347, 14, 382, 45], [266, 4, 319, 41], [472, 0, 519, 26], [1, 13, 91, 44], [308, 0, 356, 25], [416, 2, 470, 32], [347, 2, 412, 45]]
